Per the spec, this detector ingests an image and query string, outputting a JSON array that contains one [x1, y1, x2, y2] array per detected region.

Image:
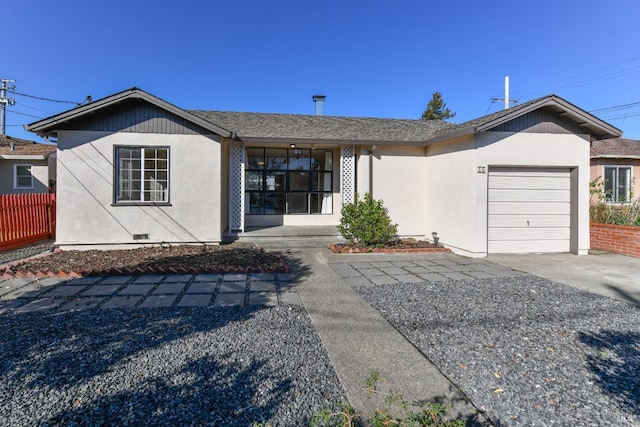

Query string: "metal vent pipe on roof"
[[312, 95, 326, 116]]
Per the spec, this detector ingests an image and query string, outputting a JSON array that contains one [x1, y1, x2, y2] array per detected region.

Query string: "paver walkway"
[[0, 272, 300, 313]]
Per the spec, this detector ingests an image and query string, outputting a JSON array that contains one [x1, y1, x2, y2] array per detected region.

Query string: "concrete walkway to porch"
[[290, 249, 498, 424]]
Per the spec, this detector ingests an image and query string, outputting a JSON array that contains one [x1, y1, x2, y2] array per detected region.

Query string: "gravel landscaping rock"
[[354, 276, 640, 426], [0, 240, 53, 266], [2, 244, 287, 277], [0, 305, 347, 426]]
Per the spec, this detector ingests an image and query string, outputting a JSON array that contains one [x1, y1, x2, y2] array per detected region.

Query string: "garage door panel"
[[488, 227, 570, 241], [488, 176, 571, 190], [488, 189, 570, 202], [488, 240, 570, 253], [488, 167, 571, 254], [488, 202, 571, 215], [489, 167, 571, 177], [488, 214, 570, 228]]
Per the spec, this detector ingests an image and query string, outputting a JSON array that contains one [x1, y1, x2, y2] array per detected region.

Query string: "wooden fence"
[[0, 193, 56, 251]]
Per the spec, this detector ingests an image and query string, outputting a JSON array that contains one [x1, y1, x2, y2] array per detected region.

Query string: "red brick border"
[[328, 242, 451, 254], [590, 222, 640, 258]]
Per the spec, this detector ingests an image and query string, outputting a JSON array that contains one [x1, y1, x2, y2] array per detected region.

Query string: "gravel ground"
[[354, 276, 640, 426], [0, 240, 53, 266], [0, 305, 347, 426]]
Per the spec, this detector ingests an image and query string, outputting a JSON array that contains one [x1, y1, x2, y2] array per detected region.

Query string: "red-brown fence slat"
[[0, 193, 56, 251]]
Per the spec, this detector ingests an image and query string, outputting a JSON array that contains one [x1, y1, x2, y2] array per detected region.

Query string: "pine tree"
[[421, 92, 456, 121]]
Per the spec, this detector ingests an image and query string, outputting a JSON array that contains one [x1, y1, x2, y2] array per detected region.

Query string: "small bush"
[[338, 193, 398, 247]]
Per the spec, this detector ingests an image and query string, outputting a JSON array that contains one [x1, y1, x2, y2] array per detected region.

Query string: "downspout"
[[368, 145, 376, 195]]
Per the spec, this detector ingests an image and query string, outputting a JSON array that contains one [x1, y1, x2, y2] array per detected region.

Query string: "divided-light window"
[[14, 164, 33, 189], [115, 147, 169, 203], [245, 148, 333, 214], [604, 166, 632, 203]]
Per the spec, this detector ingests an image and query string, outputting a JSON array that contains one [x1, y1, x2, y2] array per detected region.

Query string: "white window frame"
[[13, 164, 33, 189], [114, 146, 170, 205], [603, 165, 633, 203]]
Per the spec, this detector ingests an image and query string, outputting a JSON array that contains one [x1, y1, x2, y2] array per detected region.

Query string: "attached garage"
[[488, 167, 572, 254]]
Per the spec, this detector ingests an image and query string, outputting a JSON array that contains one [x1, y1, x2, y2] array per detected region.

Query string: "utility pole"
[[492, 76, 518, 110], [0, 79, 16, 135]]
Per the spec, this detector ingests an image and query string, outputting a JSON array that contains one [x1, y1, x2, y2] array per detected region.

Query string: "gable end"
[[488, 108, 587, 135], [63, 99, 214, 135]]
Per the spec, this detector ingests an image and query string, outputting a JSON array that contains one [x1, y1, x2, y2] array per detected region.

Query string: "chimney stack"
[[312, 95, 326, 116]]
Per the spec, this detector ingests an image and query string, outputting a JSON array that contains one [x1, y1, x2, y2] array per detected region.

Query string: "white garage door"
[[488, 167, 571, 254]]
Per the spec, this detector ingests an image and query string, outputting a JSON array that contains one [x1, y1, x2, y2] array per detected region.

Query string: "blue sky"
[[4, 0, 640, 142]]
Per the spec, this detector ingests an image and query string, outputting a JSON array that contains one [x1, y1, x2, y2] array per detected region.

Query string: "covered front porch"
[[224, 225, 344, 249]]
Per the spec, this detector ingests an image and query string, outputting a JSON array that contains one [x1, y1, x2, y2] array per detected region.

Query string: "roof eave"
[[475, 96, 622, 139], [25, 88, 232, 139], [421, 127, 476, 146], [238, 136, 426, 146], [591, 154, 640, 160], [0, 154, 49, 160]]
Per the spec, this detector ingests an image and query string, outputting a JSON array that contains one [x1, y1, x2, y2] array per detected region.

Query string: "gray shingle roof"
[[189, 110, 456, 143], [591, 138, 640, 158]]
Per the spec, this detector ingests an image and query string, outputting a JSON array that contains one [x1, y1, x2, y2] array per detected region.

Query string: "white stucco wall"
[[424, 131, 590, 257], [56, 130, 223, 248], [356, 145, 428, 237], [476, 132, 590, 256], [424, 136, 477, 253]]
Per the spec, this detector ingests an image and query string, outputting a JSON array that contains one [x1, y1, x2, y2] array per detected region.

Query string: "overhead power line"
[[589, 101, 640, 113], [9, 90, 81, 105]]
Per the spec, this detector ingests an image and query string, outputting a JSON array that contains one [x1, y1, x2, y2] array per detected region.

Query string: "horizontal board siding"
[[488, 167, 571, 254]]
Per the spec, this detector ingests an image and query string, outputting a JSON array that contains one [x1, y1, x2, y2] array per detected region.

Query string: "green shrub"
[[338, 193, 398, 246]]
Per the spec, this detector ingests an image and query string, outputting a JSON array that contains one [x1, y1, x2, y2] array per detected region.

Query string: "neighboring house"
[[590, 137, 640, 202], [25, 88, 621, 257], [0, 135, 56, 194]]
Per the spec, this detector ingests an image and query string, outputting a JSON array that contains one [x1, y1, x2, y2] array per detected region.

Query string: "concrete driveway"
[[488, 252, 640, 306]]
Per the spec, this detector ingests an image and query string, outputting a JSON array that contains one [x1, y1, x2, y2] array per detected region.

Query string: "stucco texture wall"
[[55, 130, 223, 247], [356, 145, 427, 237], [424, 136, 477, 254], [423, 132, 590, 257], [0, 159, 51, 194]]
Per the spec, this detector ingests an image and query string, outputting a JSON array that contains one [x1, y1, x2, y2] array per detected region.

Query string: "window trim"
[[13, 164, 34, 189], [245, 147, 334, 215], [603, 165, 633, 203], [113, 146, 171, 206]]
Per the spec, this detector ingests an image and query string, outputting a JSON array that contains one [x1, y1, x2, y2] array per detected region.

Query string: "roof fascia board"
[[238, 136, 425, 146], [0, 154, 48, 160], [421, 127, 476, 146], [475, 96, 622, 137], [591, 155, 640, 159], [26, 88, 232, 138]]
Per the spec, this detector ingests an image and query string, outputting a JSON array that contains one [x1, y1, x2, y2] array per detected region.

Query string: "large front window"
[[245, 148, 333, 214], [604, 166, 632, 203], [115, 147, 169, 203]]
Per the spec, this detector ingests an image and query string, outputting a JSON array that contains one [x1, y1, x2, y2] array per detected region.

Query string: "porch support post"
[[228, 142, 245, 233], [340, 145, 356, 205]]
